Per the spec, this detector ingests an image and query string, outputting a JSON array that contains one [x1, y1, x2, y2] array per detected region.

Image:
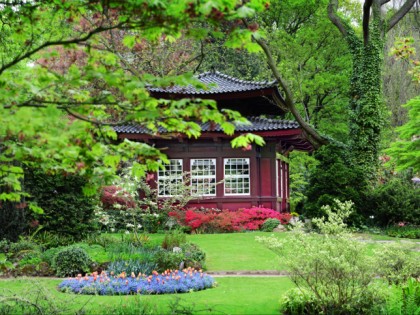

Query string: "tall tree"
[[327, 0, 418, 181], [0, 0, 267, 207]]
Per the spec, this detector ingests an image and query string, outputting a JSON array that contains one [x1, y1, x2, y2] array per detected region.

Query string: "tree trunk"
[[346, 22, 385, 182]]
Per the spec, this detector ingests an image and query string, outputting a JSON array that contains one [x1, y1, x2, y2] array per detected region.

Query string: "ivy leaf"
[[28, 202, 44, 214]]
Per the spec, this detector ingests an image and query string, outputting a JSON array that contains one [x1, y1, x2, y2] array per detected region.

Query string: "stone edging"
[[207, 270, 289, 277]]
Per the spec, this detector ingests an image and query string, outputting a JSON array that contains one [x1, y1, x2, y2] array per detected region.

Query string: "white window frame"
[[224, 158, 251, 196], [157, 159, 183, 197], [190, 159, 217, 196]]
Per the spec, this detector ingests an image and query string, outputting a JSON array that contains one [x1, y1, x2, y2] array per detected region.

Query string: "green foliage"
[[180, 243, 206, 270], [0, 0, 268, 208], [52, 247, 92, 277], [385, 226, 420, 239], [260, 218, 281, 232], [369, 175, 420, 226], [7, 238, 41, 263], [42, 247, 65, 266], [386, 96, 420, 172], [374, 242, 420, 285], [108, 243, 157, 263], [161, 230, 187, 250], [0, 239, 10, 254], [154, 249, 184, 271], [107, 260, 157, 276], [257, 233, 386, 314], [383, 278, 420, 315], [25, 169, 97, 239], [304, 143, 365, 222], [311, 199, 354, 235], [279, 287, 323, 315], [0, 201, 29, 242], [32, 231, 76, 249], [100, 295, 158, 315], [287, 151, 319, 213], [0, 280, 86, 315]]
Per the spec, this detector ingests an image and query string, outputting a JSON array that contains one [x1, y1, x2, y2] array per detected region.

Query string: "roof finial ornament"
[[210, 66, 216, 73]]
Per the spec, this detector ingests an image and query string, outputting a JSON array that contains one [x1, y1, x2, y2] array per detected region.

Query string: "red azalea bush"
[[100, 185, 136, 210], [169, 207, 291, 233]]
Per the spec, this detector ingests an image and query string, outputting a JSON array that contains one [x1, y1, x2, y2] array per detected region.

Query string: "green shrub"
[[369, 176, 420, 226], [7, 238, 41, 262], [181, 243, 206, 270], [258, 232, 386, 314], [0, 239, 10, 253], [154, 249, 184, 271], [260, 218, 281, 232], [32, 231, 76, 249], [280, 288, 322, 315], [17, 252, 42, 268], [25, 169, 97, 239], [161, 230, 187, 250], [311, 199, 354, 235], [52, 247, 91, 277], [42, 247, 64, 265], [374, 242, 420, 284], [385, 225, 420, 239], [303, 143, 366, 225]]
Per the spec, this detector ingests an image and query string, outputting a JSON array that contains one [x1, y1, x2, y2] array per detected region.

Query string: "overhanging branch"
[[386, 0, 417, 32], [327, 0, 348, 37], [243, 21, 327, 148]]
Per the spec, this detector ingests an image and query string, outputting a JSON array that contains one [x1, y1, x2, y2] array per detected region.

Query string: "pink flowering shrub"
[[169, 207, 291, 233], [100, 185, 136, 210]]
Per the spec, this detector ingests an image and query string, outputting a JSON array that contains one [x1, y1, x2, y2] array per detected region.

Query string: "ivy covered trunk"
[[346, 22, 385, 184]]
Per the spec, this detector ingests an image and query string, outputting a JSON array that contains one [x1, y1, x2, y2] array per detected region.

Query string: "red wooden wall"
[[149, 139, 290, 212]]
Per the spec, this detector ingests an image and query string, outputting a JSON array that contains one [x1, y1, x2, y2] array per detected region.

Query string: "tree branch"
[[0, 23, 126, 76], [386, 0, 417, 32], [244, 22, 327, 148], [363, 0, 373, 45], [380, 0, 391, 4], [327, 0, 348, 37]]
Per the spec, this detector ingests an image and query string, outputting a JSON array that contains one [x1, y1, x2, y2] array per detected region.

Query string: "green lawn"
[[1, 231, 419, 314], [185, 232, 287, 271], [0, 277, 294, 315]]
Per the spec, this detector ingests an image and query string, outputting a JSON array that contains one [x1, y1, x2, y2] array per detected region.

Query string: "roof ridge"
[[202, 71, 274, 87]]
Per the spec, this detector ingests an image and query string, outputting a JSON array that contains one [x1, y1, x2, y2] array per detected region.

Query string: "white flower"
[[125, 230, 130, 234], [110, 228, 115, 232], [137, 224, 142, 228], [113, 203, 122, 209]]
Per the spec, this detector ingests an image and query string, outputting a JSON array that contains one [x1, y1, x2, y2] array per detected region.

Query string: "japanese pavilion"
[[114, 71, 313, 212]]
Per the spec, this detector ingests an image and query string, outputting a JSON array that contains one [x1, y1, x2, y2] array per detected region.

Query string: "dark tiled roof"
[[114, 117, 299, 135], [148, 71, 277, 95]]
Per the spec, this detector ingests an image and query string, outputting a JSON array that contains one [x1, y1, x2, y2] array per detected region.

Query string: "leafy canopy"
[[0, 0, 267, 208]]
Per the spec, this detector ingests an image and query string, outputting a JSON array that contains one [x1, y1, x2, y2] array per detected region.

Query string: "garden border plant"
[[58, 268, 215, 295]]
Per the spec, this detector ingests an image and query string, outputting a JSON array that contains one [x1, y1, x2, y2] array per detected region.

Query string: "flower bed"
[[169, 207, 292, 233], [58, 268, 215, 295]]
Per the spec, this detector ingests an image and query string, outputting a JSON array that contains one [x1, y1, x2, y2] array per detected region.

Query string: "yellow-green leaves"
[[231, 133, 265, 148]]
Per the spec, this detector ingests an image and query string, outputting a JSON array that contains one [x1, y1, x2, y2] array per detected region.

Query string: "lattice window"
[[190, 159, 216, 196], [224, 158, 250, 195], [157, 159, 183, 196]]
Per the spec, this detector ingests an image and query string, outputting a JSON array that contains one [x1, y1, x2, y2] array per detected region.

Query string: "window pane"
[[158, 159, 183, 196], [191, 159, 216, 196], [224, 158, 250, 195]]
